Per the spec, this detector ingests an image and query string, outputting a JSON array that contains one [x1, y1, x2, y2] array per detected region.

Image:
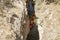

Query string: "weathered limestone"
[[35, 0, 60, 40], [0, 0, 30, 40], [1, 0, 60, 40]]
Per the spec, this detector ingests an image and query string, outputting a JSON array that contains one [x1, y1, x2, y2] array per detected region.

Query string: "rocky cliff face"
[[0, 0, 30, 40], [0, 0, 60, 40], [35, 0, 60, 40]]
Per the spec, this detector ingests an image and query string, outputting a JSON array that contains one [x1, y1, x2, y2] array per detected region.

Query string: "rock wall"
[[1, 0, 60, 40], [0, 0, 30, 40], [35, 0, 60, 40]]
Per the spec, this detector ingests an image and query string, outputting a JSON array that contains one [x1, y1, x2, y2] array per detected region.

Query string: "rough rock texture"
[[1, 0, 60, 40], [0, 0, 30, 40], [35, 0, 60, 40]]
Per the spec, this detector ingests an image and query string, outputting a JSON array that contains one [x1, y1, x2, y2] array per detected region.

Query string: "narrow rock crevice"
[[26, 0, 39, 40]]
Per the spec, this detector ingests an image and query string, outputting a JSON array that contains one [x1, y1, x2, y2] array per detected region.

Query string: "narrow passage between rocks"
[[26, 0, 39, 40]]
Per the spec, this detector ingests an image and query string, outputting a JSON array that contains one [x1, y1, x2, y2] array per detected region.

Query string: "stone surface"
[[0, 0, 30, 40], [35, 0, 60, 40], [1, 0, 60, 40]]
